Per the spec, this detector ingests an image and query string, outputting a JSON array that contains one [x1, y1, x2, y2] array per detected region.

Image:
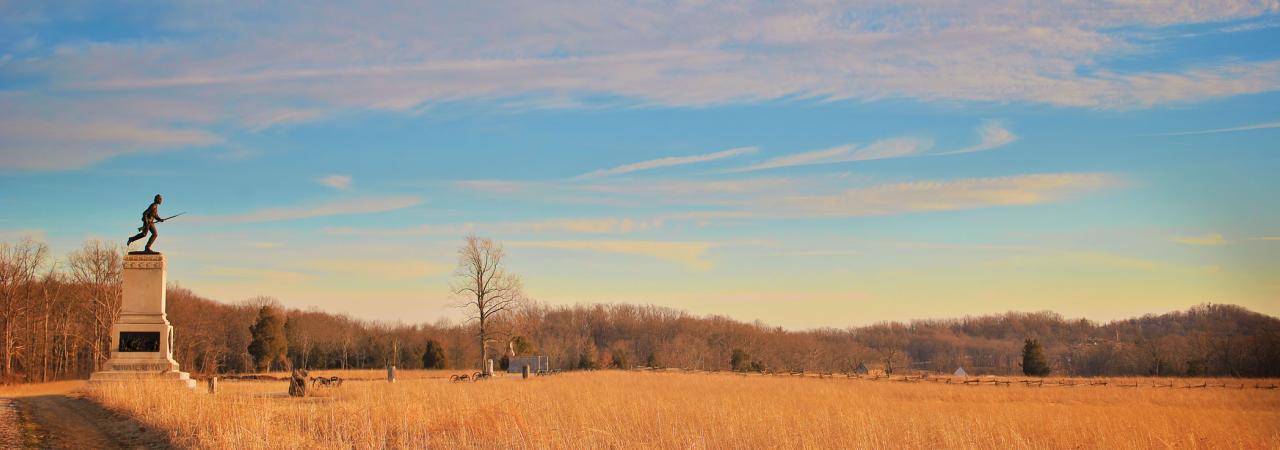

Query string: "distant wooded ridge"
[[167, 293, 1280, 378], [2, 237, 1277, 383]]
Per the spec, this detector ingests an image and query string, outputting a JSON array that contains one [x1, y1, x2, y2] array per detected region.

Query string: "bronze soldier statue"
[[127, 194, 167, 253]]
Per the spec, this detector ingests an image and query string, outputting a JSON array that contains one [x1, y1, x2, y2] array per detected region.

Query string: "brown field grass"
[[84, 370, 1280, 449], [225, 369, 472, 381], [0, 380, 87, 397]]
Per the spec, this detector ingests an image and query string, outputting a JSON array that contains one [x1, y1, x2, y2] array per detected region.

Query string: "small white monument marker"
[[89, 253, 196, 389]]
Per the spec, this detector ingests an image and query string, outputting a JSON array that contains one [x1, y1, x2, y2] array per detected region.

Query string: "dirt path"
[[0, 398, 33, 450], [0, 383, 173, 450]]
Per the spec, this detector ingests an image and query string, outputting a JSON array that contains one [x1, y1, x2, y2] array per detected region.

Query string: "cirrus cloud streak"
[[3, 1, 1278, 170], [579, 147, 756, 178], [509, 240, 714, 270], [188, 196, 422, 225]]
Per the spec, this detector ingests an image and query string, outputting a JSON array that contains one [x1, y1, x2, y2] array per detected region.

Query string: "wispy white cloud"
[[450, 180, 539, 194], [203, 266, 311, 284], [501, 218, 662, 234], [304, 259, 451, 279], [323, 217, 662, 237], [727, 122, 1016, 173], [579, 147, 756, 178], [0, 117, 221, 170], [1179, 18, 1280, 37], [1152, 120, 1280, 136], [509, 240, 714, 270], [188, 196, 421, 225], [727, 138, 932, 173], [1171, 233, 1230, 246], [317, 175, 352, 190], [324, 224, 472, 237], [662, 211, 761, 221], [244, 108, 328, 131], [1217, 19, 1280, 33], [49, 3, 1278, 111], [0, 1, 1274, 173], [455, 171, 1119, 219], [936, 121, 1019, 155], [580, 177, 799, 196], [764, 173, 1118, 217], [449, 176, 809, 210], [1251, 236, 1280, 241]]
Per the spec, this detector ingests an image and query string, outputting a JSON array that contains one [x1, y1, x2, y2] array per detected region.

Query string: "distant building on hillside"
[[953, 367, 968, 377], [853, 362, 870, 375]]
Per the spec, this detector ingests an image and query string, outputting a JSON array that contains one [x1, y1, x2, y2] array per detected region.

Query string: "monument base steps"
[[89, 370, 198, 390]]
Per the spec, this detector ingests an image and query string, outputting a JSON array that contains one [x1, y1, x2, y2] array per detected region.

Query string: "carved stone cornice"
[[123, 254, 166, 270]]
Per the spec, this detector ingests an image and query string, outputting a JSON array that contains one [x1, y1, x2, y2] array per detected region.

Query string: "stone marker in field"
[[288, 369, 308, 397], [89, 253, 197, 389]]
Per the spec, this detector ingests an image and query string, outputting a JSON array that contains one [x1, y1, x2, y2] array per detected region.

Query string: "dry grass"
[[86, 370, 1280, 449], [228, 369, 474, 381], [0, 380, 86, 397]]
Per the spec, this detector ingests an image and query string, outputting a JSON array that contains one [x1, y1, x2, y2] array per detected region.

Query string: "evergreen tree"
[[610, 348, 629, 369], [248, 306, 288, 372], [1022, 338, 1051, 376], [422, 339, 447, 369], [578, 339, 599, 370], [510, 336, 536, 355], [499, 336, 537, 370], [731, 348, 750, 371]]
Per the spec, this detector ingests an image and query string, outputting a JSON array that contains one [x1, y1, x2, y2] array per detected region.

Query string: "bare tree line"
[[1, 235, 1277, 383], [145, 295, 1280, 379], [0, 238, 121, 382]]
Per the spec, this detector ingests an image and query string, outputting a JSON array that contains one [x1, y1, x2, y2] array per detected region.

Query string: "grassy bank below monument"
[[85, 370, 1280, 449]]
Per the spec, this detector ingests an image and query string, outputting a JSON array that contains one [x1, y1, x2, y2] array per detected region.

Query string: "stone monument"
[[89, 253, 196, 389]]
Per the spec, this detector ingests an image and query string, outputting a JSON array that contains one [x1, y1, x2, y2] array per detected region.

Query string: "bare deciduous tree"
[[66, 240, 122, 371], [451, 235, 523, 371], [858, 322, 911, 375], [0, 238, 49, 378], [35, 266, 63, 382]]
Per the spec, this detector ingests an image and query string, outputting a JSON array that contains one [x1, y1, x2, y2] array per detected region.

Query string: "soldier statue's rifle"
[[138, 212, 185, 231]]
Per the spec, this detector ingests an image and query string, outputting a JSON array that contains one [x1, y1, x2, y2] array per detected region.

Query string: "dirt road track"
[[0, 398, 32, 449], [1, 389, 173, 450]]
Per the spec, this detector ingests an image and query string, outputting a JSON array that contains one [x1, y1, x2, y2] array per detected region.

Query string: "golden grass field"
[[76, 370, 1280, 449]]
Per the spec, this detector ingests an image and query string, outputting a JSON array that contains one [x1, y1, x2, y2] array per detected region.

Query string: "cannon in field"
[[310, 376, 344, 387]]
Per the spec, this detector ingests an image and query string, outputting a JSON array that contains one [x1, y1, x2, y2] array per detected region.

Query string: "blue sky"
[[1, 1, 1277, 327]]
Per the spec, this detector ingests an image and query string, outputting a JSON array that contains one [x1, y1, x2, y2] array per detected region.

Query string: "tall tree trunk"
[[41, 304, 49, 382], [478, 316, 487, 370], [2, 321, 12, 378]]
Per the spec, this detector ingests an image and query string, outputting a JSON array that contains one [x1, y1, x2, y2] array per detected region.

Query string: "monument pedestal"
[[90, 253, 196, 389]]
